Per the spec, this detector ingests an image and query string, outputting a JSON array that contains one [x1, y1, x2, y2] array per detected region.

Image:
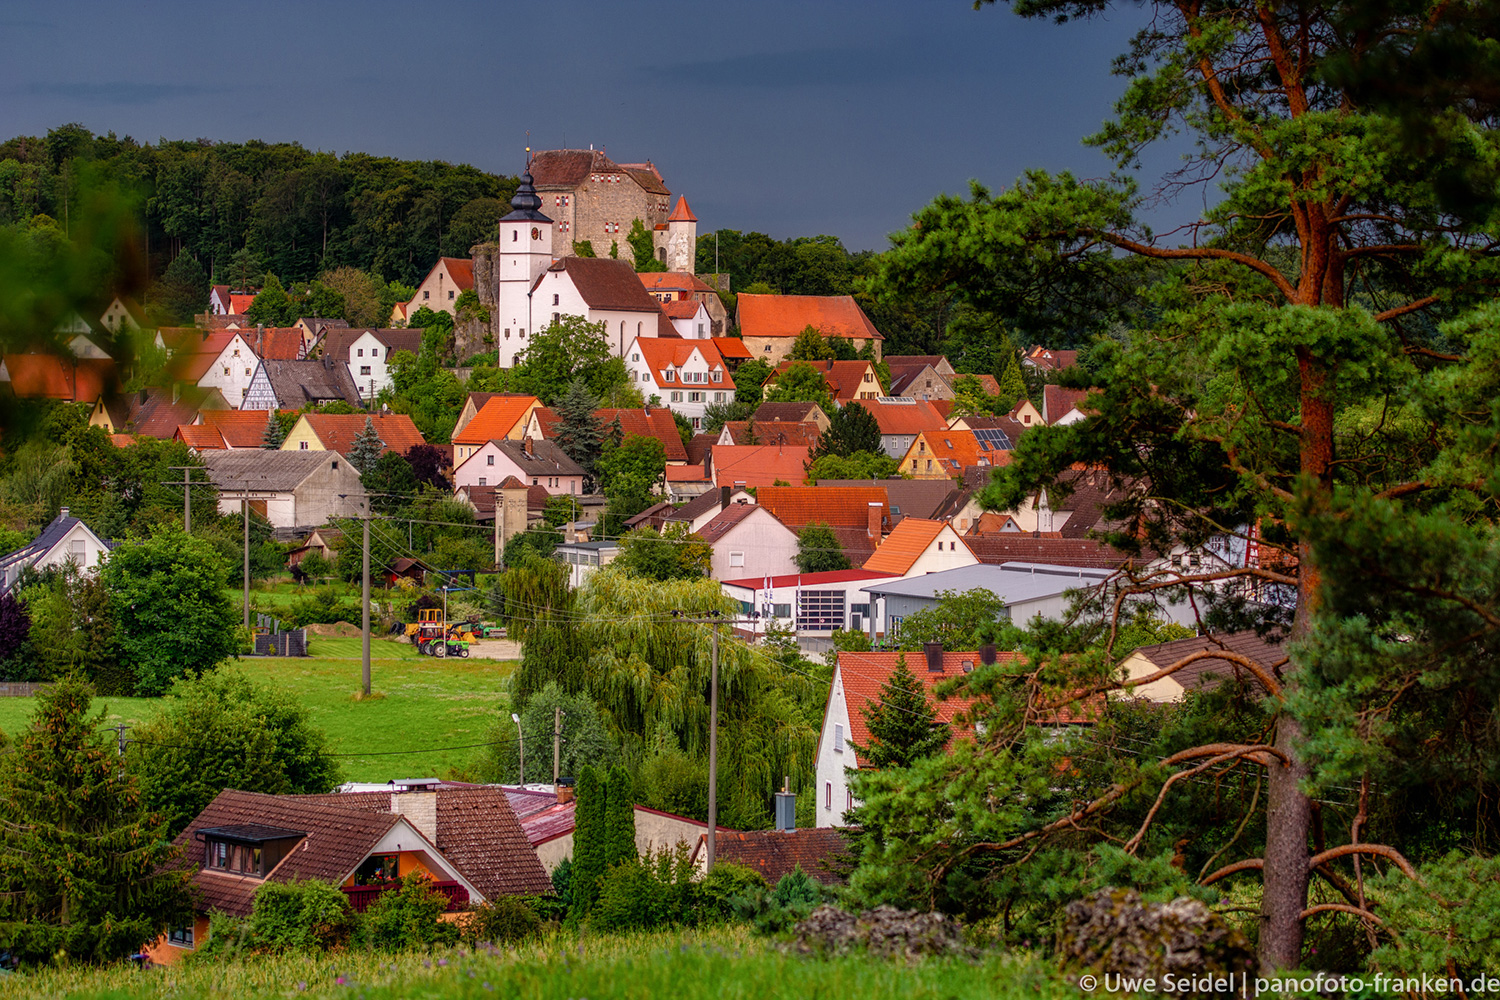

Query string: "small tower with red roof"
[[665, 196, 698, 273]]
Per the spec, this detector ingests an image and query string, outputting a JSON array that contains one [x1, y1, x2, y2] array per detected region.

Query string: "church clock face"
[[530, 227, 541, 240]]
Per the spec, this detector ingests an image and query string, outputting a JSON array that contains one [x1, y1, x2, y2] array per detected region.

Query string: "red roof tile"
[[660, 299, 702, 320], [200, 409, 280, 448], [1, 355, 117, 402], [452, 396, 541, 445], [440, 257, 474, 291], [529, 149, 618, 188], [713, 828, 852, 886], [175, 424, 226, 450], [709, 445, 811, 488], [755, 485, 888, 532], [295, 413, 426, 457], [229, 294, 256, 314], [535, 406, 689, 462], [737, 294, 883, 342], [1024, 346, 1079, 371], [541, 257, 666, 314], [720, 420, 821, 448], [964, 535, 1140, 569], [768, 360, 881, 403], [712, 336, 753, 360], [632, 338, 735, 392], [640, 272, 717, 295], [667, 196, 697, 223], [1044, 384, 1093, 423], [862, 517, 969, 574], [722, 568, 896, 589], [857, 397, 947, 436]]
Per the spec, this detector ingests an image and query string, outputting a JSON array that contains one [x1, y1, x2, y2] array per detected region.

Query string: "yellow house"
[[281, 412, 427, 457], [1116, 631, 1285, 702]]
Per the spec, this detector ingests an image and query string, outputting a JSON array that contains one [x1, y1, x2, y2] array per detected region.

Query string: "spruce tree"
[[570, 764, 605, 916], [850, 655, 949, 770], [552, 379, 604, 488], [347, 416, 385, 475], [603, 765, 637, 869], [997, 352, 1027, 407], [0, 675, 191, 965], [261, 409, 285, 449]]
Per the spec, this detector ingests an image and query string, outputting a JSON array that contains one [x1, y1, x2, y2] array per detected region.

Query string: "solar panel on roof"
[[973, 427, 1014, 450]]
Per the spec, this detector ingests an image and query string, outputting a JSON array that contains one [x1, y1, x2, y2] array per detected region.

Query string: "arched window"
[[511, 229, 517, 242], [657, 247, 665, 262]]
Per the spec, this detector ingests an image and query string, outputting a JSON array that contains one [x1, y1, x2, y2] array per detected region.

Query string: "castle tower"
[[665, 196, 698, 274], [495, 166, 553, 367]]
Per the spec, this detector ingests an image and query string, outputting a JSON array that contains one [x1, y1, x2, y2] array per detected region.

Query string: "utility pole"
[[110, 723, 128, 757], [512, 712, 525, 785], [361, 515, 371, 697], [553, 706, 562, 784], [165, 466, 200, 532], [671, 611, 752, 871], [242, 498, 250, 629]]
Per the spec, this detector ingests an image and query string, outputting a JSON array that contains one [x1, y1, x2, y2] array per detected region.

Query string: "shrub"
[[732, 865, 827, 935], [359, 873, 459, 951], [698, 863, 767, 923], [248, 880, 358, 952], [281, 586, 361, 628], [462, 896, 543, 945], [590, 845, 700, 933]]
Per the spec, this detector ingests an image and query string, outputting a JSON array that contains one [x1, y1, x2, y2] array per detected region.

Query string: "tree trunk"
[[1258, 351, 1335, 970]]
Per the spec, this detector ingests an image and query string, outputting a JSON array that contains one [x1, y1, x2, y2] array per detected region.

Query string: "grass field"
[[0, 926, 1069, 1000], [0, 637, 516, 783]]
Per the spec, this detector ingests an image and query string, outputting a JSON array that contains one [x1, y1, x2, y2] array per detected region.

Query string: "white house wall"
[[708, 510, 797, 583], [814, 667, 856, 828], [346, 331, 397, 401], [196, 334, 259, 408]]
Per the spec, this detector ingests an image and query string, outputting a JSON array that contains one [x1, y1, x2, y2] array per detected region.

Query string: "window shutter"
[[834, 723, 845, 752]]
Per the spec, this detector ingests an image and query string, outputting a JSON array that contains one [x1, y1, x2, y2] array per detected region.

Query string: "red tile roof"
[[632, 338, 734, 391], [660, 299, 703, 320], [535, 406, 689, 462], [737, 294, 883, 342], [710, 445, 811, 488], [166, 329, 239, 383], [755, 485, 888, 532], [713, 828, 852, 886], [906, 430, 1009, 477], [862, 517, 969, 574], [640, 271, 718, 295], [201, 409, 280, 448], [836, 650, 997, 765], [440, 257, 474, 291], [1127, 630, 1288, 696], [696, 502, 770, 543], [768, 359, 880, 403], [857, 397, 948, 436], [529, 149, 621, 188], [229, 293, 256, 314], [667, 196, 697, 223], [1, 355, 117, 402], [1024, 346, 1079, 370], [720, 420, 821, 448], [964, 535, 1140, 569], [712, 336, 753, 360], [295, 413, 426, 457], [753, 400, 824, 424], [541, 257, 666, 314], [666, 464, 711, 483], [175, 424, 226, 450], [452, 396, 541, 446], [1044, 384, 1092, 423]]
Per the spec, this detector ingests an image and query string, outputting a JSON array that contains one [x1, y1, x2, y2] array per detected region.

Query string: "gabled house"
[[753, 485, 889, 567], [736, 294, 883, 365], [209, 286, 234, 316], [660, 299, 713, 340], [315, 328, 424, 402], [1022, 346, 1079, 371], [764, 359, 882, 405], [527, 405, 689, 464], [661, 486, 756, 533], [0, 354, 117, 405], [397, 257, 475, 322], [852, 397, 948, 459], [804, 478, 958, 527], [624, 337, 735, 429], [99, 296, 146, 333], [0, 508, 112, 593], [454, 392, 536, 441], [1117, 630, 1285, 702], [1043, 384, 1093, 425], [639, 271, 729, 335], [282, 413, 426, 458], [716, 420, 821, 449], [699, 827, 853, 886], [166, 329, 263, 407], [242, 359, 362, 412], [862, 517, 976, 577], [817, 648, 1052, 827], [899, 428, 1011, 480], [197, 409, 281, 449], [707, 445, 810, 489], [454, 438, 585, 495], [882, 355, 955, 376], [89, 385, 231, 438], [451, 395, 544, 464], [696, 501, 798, 581], [148, 786, 550, 965], [295, 316, 348, 346], [752, 400, 832, 432], [201, 450, 367, 530], [531, 256, 672, 359]]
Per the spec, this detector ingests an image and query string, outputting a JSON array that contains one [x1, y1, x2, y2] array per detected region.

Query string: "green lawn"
[[0, 926, 1068, 1000], [0, 637, 515, 783]]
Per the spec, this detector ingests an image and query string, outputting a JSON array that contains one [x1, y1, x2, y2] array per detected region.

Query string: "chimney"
[[556, 777, 575, 804], [523, 437, 533, 456], [720, 485, 731, 510], [389, 790, 438, 842], [868, 501, 883, 542], [59, 507, 70, 520], [774, 787, 796, 833], [923, 641, 944, 673]]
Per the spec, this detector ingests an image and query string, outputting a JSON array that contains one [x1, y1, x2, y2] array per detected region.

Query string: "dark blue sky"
[[0, 1, 1197, 251]]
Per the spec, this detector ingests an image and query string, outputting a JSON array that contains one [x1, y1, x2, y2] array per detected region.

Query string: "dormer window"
[[199, 824, 304, 880], [664, 370, 675, 382]]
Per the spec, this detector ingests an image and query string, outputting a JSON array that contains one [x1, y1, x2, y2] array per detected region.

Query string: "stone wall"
[[457, 241, 498, 359]]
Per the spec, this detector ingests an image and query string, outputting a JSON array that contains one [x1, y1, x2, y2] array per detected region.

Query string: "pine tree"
[[346, 416, 385, 475], [552, 379, 604, 487], [603, 765, 637, 869], [997, 352, 1027, 407], [850, 655, 949, 770], [261, 409, 284, 449], [0, 675, 191, 965], [796, 523, 850, 573], [570, 764, 605, 916]]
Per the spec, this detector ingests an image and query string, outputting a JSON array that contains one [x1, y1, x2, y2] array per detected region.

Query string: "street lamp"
[[512, 712, 524, 785]]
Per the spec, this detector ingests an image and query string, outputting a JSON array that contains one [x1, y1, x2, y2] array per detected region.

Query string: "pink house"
[[696, 501, 798, 581], [453, 438, 585, 495]]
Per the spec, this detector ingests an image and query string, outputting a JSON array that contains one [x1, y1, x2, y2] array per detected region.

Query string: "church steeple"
[[502, 169, 549, 222]]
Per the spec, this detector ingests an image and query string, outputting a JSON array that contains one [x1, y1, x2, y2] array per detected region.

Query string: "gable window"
[[300, 441, 309, 450], [825, 783, 832, 809], [357, 349, 364, 357], [478, 477, 486, 486], [553, 294, 559, 306], [70, 538, 86, 559], [222, 365, 230, 375], [834, 723, 845, 752], [664, 370, 675, 382], [448, 290, 455, 300], [331, 460, 339, 470], [360, 366, 371, 375], [711, 371, 722, 383], [512, 230, 518, 242], [423, 291, 430, 299], [632, 353, 640, 362], [729, 551, 745, 567]]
